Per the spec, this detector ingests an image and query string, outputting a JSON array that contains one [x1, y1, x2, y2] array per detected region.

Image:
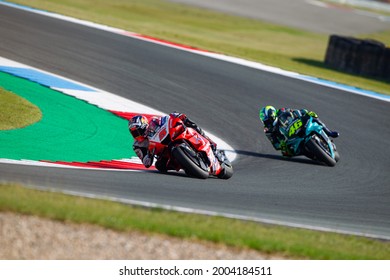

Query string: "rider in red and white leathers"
[[128, 112, 217, 172]]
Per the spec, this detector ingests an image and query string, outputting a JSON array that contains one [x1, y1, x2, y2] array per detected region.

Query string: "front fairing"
[[304, 118, 335, 158], [180, 128, 222, 175], [280, 116, 322, 155]]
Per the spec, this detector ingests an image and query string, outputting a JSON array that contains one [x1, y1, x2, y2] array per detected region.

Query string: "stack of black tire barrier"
[[325, 35, 390, 81]]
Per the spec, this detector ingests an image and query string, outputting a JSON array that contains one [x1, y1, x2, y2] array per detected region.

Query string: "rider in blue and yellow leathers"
[[259, 106, 339, 156]]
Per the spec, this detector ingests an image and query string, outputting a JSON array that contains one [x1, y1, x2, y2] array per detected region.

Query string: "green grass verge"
[[8, 0, 390, 95], [1, 183, 389, 260], [0, 87, 42, 130]]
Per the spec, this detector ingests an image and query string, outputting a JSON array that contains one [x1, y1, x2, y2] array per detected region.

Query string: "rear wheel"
[[306, 137, 336, 167], [172, 144, 209, 179]]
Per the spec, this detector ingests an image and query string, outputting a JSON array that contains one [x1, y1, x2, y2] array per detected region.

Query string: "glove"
[[142, 154, 153, 168], [307, 111, 318, 118]]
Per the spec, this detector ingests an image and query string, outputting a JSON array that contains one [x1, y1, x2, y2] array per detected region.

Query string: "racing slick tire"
[[217, 163, 233, 179], [306, 138, 337, 167], [172, 145, 209, 179]]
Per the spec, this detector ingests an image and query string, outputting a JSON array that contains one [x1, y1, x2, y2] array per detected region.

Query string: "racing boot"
[[204, 134, 217, 153], [215, 150, 226, 162], [280, 141, 293, 157]]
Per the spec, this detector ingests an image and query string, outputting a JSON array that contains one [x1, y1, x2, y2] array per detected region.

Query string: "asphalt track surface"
[[1, 4, 390, 239], [168, 0, 390, 35]]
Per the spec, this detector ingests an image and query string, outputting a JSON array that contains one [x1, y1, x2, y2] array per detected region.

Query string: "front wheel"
[[332, 141, 340, 162], [306, 138, 337, 167], [172, 144, 209, 179], [217, 163, 233, 179]]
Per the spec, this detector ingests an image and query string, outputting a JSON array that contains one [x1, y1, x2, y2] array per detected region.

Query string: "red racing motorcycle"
[[148, 113, 233, 179]]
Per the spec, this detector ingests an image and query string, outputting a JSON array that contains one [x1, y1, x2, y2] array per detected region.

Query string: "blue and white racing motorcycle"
[[278, 112, 340, 167]]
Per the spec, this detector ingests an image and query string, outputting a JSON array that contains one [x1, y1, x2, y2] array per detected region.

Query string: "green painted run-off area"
[[0, 72, 136, 162]]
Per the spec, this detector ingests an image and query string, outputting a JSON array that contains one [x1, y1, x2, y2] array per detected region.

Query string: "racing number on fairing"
[[159, 129, 167, 140], [289, 120, 303, 137]]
